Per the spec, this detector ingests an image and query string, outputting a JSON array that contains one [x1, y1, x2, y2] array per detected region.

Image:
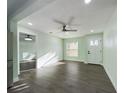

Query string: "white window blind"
[[66, 41, 78, 57]]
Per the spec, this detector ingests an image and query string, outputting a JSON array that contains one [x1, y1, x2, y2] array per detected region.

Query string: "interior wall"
[[36, 31, 63, 60], [103, 9, 117, 90], [9, 20, 19, 82], [18, 25, 63, 67]]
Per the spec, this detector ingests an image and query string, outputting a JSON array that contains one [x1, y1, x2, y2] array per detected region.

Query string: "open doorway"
[[19, 33, 37, 72]]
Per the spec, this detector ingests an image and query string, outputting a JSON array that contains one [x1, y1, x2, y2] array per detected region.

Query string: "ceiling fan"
[[61, 25, 77, 32], [24, 35, 32, 41], [53, 16, 79, 32]]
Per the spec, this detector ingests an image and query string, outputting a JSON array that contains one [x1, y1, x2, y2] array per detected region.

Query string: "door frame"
[[85, 33, 103, 65]]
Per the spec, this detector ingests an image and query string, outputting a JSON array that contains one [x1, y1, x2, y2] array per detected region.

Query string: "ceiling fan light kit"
[[24, 35, 32, 41]]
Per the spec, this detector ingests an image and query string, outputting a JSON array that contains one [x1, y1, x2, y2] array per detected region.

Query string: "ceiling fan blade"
[[54, 29, 62, 33], [65, 29, 77, 32], [69, 24, 81, 26], [68, 16, 74, 25], [53, 19, 66, 25]]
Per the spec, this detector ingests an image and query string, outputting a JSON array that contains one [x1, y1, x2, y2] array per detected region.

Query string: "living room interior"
[[7, 0, 117, 93]]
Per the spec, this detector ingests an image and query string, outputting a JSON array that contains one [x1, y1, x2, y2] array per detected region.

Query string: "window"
[[66, 41, 78, 57], [90, 40, 99, 46], [94, 40, 98, 46], [90, 40, 94, 46]]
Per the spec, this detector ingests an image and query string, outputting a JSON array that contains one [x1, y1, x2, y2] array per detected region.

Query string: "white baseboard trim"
[[63, 60, 85, 63], [103, 65, 117, 90], [86, 62, 103, 66]]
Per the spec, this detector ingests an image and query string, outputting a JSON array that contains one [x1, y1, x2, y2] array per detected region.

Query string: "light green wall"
[[19, 41, 36, 61], [63, 37, 86, 62], [36, 31, 63, 60], [10, 20, 19, 82], [18, 26, 63, 62], [103, 9, 117, 90]]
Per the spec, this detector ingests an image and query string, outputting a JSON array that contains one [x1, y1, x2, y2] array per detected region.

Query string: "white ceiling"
[[18, 0, 117, 38], [7, 0, 30, 17]]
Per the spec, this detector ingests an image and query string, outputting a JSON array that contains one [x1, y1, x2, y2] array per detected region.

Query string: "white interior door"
[[86, 34, 103, 65]]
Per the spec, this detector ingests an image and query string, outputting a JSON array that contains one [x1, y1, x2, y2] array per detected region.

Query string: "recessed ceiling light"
[[28, 22, 33, 26], [84, 0, 92, 4], [91, 29, 94, 32]]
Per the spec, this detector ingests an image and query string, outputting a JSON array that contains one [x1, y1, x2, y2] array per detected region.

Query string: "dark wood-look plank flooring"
[[8, 61, 116, 93]]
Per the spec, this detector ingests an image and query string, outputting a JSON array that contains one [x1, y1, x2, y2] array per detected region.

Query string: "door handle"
[[88, 51, 90, 54]]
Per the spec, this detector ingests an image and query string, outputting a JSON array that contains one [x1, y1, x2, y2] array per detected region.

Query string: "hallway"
[[8, 61, 116, 93]]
